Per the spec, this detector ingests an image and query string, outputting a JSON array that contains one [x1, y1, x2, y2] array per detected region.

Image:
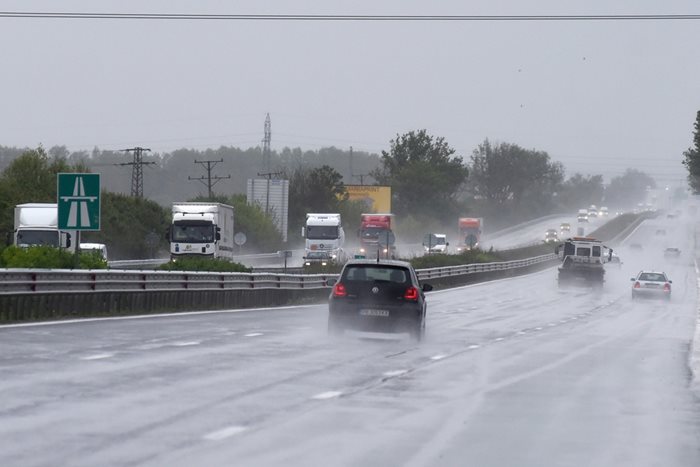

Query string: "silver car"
[[631, 271, 672, 301]]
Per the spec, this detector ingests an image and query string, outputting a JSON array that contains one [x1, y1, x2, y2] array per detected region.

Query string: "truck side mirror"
[[301, 227, 306, 237], [64, 232, 72, 249], [164, 227, 171, 241], [216, 227, 221, 241]]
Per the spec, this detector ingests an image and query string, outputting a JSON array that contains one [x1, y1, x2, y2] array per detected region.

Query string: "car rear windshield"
[[343, 265, 409, 284], [639, 273, 666, 282]]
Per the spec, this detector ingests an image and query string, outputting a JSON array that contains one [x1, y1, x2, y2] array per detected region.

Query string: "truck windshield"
[[171, 221, 215, 243], [306, 225, 339, 240], [16, 230, 59, 247], [361, 227, 393, 243]]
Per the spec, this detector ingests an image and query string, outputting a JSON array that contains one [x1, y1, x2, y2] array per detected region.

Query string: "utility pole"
[[353, 173, 371, 186], [118, 147, 156, 198], [257, 171, 282, 214], [262, 113, 271, 173], [188, 159, 231, 199]]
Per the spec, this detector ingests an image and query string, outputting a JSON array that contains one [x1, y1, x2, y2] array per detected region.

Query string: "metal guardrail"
[[0, 254, 558, 294], [0, 269, 335, 294], [415, 254, 557, 280]]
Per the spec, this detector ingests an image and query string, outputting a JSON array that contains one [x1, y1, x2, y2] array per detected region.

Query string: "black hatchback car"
[[327, 260, 433, 341]]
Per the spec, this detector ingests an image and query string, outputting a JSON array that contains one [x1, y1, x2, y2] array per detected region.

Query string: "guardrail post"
[[31, 272, 37, 292], [91, 273, 97, 291]]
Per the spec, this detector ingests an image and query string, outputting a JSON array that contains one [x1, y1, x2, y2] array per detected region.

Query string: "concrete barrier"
[[0, 288, 330, 323]]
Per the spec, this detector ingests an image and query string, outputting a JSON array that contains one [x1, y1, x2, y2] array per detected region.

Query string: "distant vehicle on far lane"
[[664, 247, 681, 258], [544, 229, 559, 244], [560, 222, 571, 233]]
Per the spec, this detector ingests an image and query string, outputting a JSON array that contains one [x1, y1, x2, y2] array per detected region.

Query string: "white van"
[[80, 243, 108, 261]]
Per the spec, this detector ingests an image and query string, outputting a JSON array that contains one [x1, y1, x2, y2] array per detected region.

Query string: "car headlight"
[[360, 248, 365, 253], [321, 262, 327, 266], [304, 262, 311, 266], [383, 248, 388, 253]]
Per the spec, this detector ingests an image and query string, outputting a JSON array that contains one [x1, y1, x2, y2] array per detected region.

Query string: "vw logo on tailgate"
[[371, 286, 379, 294]]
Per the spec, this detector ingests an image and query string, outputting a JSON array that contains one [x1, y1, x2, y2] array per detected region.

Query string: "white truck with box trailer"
[[302, 213, 346, 262], [13, 203, 76, 252], [169, 203, 234, 260]]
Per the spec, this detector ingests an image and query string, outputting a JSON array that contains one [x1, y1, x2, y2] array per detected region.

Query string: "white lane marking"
[[571, 317, 578, 320], [548, 323, 557, 327], [534, 327, 543, 331], [203, 425, 248, 441], [517, 331, 527, 335], [0, 304, 323, 329], [467, 344, 481, 350], [311, 391, 343, 400], [559, 319, 568, 323], [383, 370, 408, 377], [430, 354, 447, 361], [173, 341, 201, 347], [244, 332, 263, 337], [80, 353, 114, 360], [494, 337, 505, 342]]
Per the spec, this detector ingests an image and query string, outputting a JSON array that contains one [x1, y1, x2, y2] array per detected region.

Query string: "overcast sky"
[[1, 0, 699, 185]]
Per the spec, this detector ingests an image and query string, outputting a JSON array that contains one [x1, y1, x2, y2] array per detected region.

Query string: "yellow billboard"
[[344, 185, 391, 213]]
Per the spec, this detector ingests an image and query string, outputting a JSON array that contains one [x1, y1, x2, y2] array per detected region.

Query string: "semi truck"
[[13, 203, 75, 252], [169, 203, 234, 260], [358, 213, 396, 259], [457, 217, 483, 251], [302, 213, 345, 261]]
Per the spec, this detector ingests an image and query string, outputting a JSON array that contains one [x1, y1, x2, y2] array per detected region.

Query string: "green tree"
[[81, 192, 169, 259], [604, 169, 656, 209], [558, 174, 605, 210], [469, 139, 563, 219], [372, 130, 469, 221], [0, 147, 84, 242], [287, 165, 348, 236], [191, 194, 284, 252], [682, 110, 700, 193]]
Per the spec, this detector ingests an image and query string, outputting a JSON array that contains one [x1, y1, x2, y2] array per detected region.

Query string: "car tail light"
[[404, 286, 419, 301], [333, 283, 347, 297], [634, 282, 641, 288], [663, 283, 671, 292]]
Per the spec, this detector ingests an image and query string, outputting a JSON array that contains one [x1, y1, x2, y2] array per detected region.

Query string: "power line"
[[188, 158, 231, 199], [2, 12, 700, 21], [117, 147, 156, 198]]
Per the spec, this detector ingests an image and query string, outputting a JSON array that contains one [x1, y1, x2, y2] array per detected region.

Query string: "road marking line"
[[173, 341, 200, 347], [548, 323, 557, 327], [517, 331, 527, 335], [0, 304, 322, 329], [467, 344, 481, 350], [311, 391, 343, 400], [203, 425, 248, 441], [80, 353, 114, 360], [244, 333, 263, 337], [494, 337, 505, 342], [534, 327, 543, 331], [383, 370, 408, 377], [430, 354, 447, 361]]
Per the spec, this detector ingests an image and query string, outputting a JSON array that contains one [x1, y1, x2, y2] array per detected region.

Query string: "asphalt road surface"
[[1, 216, 699, 467]]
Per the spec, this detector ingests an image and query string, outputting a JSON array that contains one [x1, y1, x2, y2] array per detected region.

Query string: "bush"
[[408, 249, 499, 269], [0, 245, 108, 269], [158, 257, 251, 273]]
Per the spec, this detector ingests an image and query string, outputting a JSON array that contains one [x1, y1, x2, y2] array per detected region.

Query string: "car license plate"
[[360, 309, 389, 317]]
